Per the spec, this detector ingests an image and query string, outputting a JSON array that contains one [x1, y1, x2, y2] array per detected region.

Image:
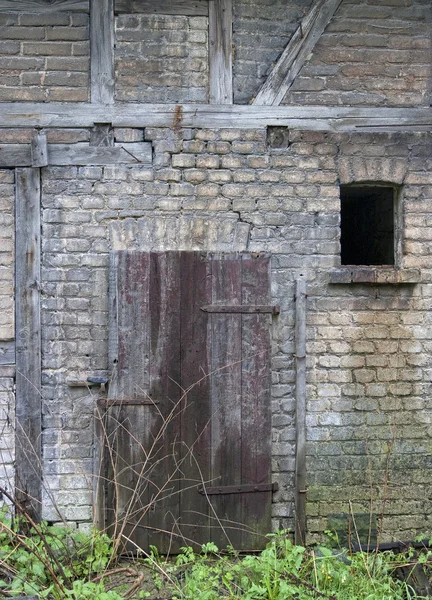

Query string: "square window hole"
[[340, 185, 396, 266]]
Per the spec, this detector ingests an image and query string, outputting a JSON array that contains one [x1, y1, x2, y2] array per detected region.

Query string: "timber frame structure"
[[0, 0, 431, 548]]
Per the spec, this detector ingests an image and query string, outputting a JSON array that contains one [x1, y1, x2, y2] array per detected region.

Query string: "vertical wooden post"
[[209, 0, 233, 104], [30, 132, 48, 167], [295, 276, 307, 545], [15, 167, 42, 520], [90, 0, 115, 104]]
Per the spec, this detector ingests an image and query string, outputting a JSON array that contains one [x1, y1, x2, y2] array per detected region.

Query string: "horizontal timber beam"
[[0, 103, 430, 132], [0, 142, 151, 167], [0, 0, 89, 11]]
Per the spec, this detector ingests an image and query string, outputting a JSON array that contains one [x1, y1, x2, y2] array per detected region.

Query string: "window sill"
[[329, 268, 421, 284]]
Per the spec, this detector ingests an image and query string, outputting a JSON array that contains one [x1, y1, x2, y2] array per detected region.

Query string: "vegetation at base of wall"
[[1, 501, 431, 600]]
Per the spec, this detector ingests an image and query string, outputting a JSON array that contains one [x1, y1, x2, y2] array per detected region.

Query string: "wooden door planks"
[[107, 252, 274, 552], [15, 168, 42, 521], [240, 255, 272, 550], [179, 252, 212, 548], [209, 256, 242, 549]]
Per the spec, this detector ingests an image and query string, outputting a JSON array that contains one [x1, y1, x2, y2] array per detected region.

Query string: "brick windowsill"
[[329, 268, 421, 284]]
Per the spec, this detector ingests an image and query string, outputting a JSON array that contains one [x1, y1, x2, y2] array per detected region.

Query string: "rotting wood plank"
[[115, 0, 209, 16], [91, 0, 114, 104], [295, 276, 307, 546], [30, 132, 48, 167], [147, 252, 182, 553], [106, 251, 152, 552], [209, 256, 242, 550], [179, 252, 212, 548], [90, 123, 114, 147], [0, 0, 88, 11], [209, 0, 233, 104], [0, 143, 151, 167], [0, 103, 430, 132], [0, 340, 15, 365], [254, 0, 343, 105], [240, 254, 272, 551], [15, 167, 42, 522]]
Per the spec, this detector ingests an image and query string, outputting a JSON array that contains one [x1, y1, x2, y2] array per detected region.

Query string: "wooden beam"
[[15, 168, 42, 521], [0, 142, 151, 167], [254, 0, 343, 106], [115, 0, 209, 16], [0, 103, 430, 132], [30, 132, 48, 168], [0, 0, 89, 10], [294, 276, 307, 546], [90, 0, 114, 104], [209, 0, 233, 104]]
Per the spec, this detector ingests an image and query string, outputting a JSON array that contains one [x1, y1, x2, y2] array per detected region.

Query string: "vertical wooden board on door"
[[209, 256, 243, 549], [240, 254, 273, 550], [106, 251, 153, 551], [179, 252, 212, 547], [147, 252, 182, 553]]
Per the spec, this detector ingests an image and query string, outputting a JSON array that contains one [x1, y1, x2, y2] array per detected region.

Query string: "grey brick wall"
[[37, 127, 432, 542], [0, 12, 89, 102], [282, 0, 432, 106], [115, 14, 209, 103]]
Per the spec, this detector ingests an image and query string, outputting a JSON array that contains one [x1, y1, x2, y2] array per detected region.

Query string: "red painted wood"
[[179, 252, 212, 547], [148, 252, 182, 552], [106, 251, 152, 551], [240, 254, 273, 550], [209, 256, 243, 549]]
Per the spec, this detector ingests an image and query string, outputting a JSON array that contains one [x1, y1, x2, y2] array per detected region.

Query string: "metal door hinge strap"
[[198, 482, 279, 495], [98, 398, 159, 406], [201, 305, 280, 315]]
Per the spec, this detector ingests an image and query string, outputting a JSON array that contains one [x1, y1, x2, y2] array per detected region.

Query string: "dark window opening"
[[340, 185, 395, 266]]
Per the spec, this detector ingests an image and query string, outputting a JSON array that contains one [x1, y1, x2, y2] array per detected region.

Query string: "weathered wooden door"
[[103, 252, 276, 553]]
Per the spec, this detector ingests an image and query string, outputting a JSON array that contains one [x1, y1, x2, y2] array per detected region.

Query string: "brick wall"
[[37, 127, 432, 542], [233, 0, 314, 104], [115, 14, 209, 103], [282, 0, 432, 106], [0, 12, 89, 102]]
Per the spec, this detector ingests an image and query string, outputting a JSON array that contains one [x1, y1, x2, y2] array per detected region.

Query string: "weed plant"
[[149, 531, 432, 600]]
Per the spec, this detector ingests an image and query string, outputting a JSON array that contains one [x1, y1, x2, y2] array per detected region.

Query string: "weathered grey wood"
[[115, 0, 209, 15], [0, 0, 88, 10], [254, 0, 343, 105], [0, 340, 15, 365], [30, 132, 48, 167], [0, 143, 151, 167], [209, 0, 233, 104], [0, 103, 430, 132], [294, 277, 307, 545], [91, 0, 114, 104], [90, 123, 114, 147], [15, 167, 42, 521]]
